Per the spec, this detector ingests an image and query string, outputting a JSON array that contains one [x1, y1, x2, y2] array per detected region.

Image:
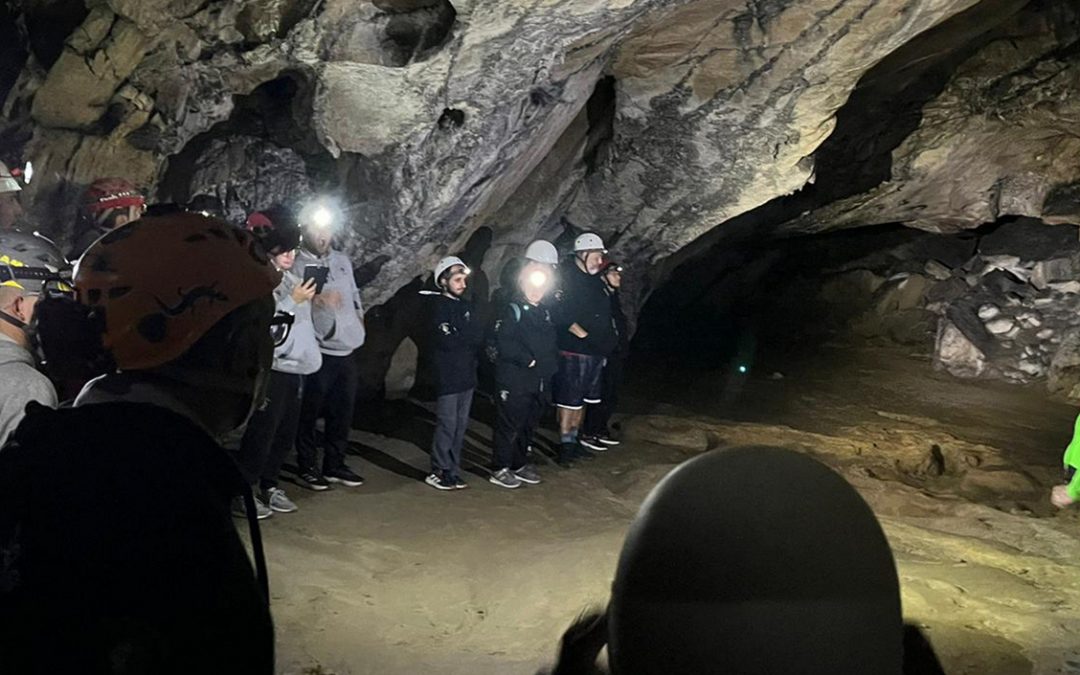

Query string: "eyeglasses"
[[270, 312, 295, 348]]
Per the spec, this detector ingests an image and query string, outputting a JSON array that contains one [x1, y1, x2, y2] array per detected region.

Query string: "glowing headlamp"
[[527, 270, 549, 288], [311, 206, 334, 229], [22, 161, 32, 185]]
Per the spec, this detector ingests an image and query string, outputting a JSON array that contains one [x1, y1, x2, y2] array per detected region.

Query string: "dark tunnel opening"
[[632, 217, 1080, 411]]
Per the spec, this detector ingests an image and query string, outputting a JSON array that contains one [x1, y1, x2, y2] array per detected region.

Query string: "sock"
[[561, 432, 576, 444]]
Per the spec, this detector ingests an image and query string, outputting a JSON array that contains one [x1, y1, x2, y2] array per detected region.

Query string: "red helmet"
[[81, 177, 146, 214], [245, 205, 300, 255]]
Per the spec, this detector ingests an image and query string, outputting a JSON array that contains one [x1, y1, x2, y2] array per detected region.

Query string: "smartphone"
[[303, 265, 330, 294]]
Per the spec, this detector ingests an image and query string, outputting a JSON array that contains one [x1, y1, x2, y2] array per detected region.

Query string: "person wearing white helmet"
[[0, 161, 25, 231], [487, 240, 559, 488], [421, 255, 483, 490], [0, 231, 64, 446], [550, 232, 619, 465]]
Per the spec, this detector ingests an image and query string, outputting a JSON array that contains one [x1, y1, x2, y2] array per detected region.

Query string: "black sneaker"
[[325, 466, 365, 487], [596, 434, 621, 446], [574, 444, 597, 461], [424, 472, 454, 491], [296, 469, 330, 491], [579, 436, 607, 452], [558, 444, 578, 468], [451, 474, 469, 490]]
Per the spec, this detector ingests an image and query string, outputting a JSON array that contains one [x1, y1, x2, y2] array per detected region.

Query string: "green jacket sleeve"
[[1065, 413, 1080, 500]]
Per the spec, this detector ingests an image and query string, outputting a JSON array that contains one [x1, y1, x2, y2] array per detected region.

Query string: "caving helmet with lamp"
[[245, 205, 301, 256], [0, 231, 71, 329]]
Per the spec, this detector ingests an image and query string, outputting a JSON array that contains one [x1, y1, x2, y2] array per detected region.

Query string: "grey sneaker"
[[263, 487, 298, 513], [232, 495, 272, 520], [489, 468, 522, 489], [513, 465, 542, 485]]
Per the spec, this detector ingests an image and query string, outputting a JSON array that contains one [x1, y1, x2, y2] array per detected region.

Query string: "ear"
[[11, 294, 32, 323]]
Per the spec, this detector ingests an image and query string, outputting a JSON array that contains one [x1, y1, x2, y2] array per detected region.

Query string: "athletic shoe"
[[452, 475, 469, 490], [425, 472, 455, 491], [513, 465, 542, 485], [232, 495, 272, 520], [574, 445, 597, 461], [263, 486, 298, 513], [325, 466, 365, 487], [296, 469, 330, 491], [596, 434, 621, 446], [558, 443, 578, 468], [579, 436, 607, 452], [489, 468, 522, 489]]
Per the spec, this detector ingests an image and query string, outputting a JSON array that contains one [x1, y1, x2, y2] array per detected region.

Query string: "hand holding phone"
[[303, 265, 330, 294]]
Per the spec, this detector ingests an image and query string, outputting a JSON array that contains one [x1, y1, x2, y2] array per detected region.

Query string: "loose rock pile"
[[820, 219, 1080, 398]]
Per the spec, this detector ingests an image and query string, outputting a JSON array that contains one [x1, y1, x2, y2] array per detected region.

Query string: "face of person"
[[304, 225, 333, 256], [274, 249, 296, 271], [605, 269, 622, 288], [581, 250, 604, 275], [0, 192, 24, 230], [519, 261, 553, 305], [443, 267, 468, 298]]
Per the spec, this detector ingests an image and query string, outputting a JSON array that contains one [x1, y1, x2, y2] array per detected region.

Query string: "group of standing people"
[[423, 233, 627, 491]]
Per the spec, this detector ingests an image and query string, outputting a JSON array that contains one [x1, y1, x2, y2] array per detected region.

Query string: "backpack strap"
[[511, 303, 522, 322]]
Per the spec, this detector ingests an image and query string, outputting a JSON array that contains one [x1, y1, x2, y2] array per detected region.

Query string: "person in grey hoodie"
[[0, 231, 62, 447], [293, 208, 367, 489], [235, 210, 322, 518]]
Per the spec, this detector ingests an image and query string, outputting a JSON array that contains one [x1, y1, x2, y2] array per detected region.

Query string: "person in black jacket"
[[489, 240, 560, 488], [582, 261, 626, 448], [551, 233, 618, 464], [424, 256, 482, 491]]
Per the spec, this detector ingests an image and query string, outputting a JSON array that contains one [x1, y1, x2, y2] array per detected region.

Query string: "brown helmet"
[[73, 213, 281, 370]]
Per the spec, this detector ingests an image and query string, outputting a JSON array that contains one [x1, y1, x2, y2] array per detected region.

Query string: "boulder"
[[924, 259, 953, 281], [1049, 329, 1080, 398], [985, 318, 1015, 335], [384, 337, 419, 399], [935, 320, 988, 378], [1031, 257, 1080, 290], [977, 304, 1000, 320]]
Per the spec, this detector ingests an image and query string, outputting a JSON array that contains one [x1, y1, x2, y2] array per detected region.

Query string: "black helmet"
[[609, 446, 903, 675]]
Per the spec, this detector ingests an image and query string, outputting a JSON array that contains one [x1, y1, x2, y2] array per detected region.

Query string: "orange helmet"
[[73, 213, 281, 370]]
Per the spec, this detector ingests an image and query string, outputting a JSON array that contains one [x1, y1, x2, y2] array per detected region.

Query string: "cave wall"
[[2, 0, 1079, 343]]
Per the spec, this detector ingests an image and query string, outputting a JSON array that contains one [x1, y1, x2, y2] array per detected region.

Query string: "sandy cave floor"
[[256, 342, 1080, 675]]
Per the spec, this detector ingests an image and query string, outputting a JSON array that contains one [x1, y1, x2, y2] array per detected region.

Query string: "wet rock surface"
[[1, 0, 1078, 314]]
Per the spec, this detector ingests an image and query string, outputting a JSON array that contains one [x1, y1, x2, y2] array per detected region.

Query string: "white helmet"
[[574, 232, 606, 252], [525, 240, 559, 265], [0, 162, 22, 194], [434, 255, 469, 283]]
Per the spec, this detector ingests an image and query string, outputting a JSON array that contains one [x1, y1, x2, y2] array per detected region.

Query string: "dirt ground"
[[263, 342, 1080, 675]]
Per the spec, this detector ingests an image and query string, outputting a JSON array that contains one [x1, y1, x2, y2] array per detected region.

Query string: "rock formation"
[[2, 0, 1079, 392]]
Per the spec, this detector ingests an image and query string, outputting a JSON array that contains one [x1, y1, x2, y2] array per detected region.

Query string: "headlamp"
[[528, 270, 548, 288], [311, 206, 334, 229]]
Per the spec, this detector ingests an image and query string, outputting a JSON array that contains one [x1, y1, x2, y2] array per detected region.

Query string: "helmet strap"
[[0, 307, 27, 331]]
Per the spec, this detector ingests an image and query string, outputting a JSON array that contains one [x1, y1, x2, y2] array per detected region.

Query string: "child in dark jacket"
[[425, 256, 483, 490], [489, 241, 560, 489]]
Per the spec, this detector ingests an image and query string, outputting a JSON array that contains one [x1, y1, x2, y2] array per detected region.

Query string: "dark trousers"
[[431, 389, 473, 476], [237, 370, 302, 491], [584, 356, 623, 437], [297, 353, 359, 474], [493, 390, 543, 471]]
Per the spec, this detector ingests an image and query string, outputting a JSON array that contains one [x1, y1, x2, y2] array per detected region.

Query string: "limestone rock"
[[935, 320, 987, 378], [924, 259, 952, 281], [1049, 330, 1080, 398], [31, 13, 150, 129], [977, 304, 1000, 320], [186, 136, 314, 223], [985, 318, 1015, 335]]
